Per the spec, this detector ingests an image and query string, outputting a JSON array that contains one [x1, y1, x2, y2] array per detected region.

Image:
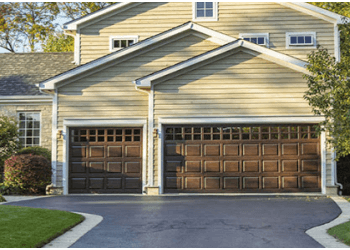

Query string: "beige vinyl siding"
[[80, 2, 334, 64], [152, 50, 323, 186], [55, 34, 219, 187]]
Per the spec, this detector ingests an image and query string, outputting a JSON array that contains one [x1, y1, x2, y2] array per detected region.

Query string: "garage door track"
[[4, 195, 341, 248]]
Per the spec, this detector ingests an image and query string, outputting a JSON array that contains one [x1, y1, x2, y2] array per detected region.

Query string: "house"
[[0, 2, 345, 195]]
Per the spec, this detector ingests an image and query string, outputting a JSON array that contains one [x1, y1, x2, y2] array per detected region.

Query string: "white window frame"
[[17, 112, 41, 147], [109, 35, 139, 52], [286, 32, 316, 49], [239, 33, 270, 48], [192, 2, 218, 21]]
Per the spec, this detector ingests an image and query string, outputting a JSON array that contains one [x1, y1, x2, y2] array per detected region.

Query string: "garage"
[[163, 124, 321, 193], [69, 127, 143, 193]]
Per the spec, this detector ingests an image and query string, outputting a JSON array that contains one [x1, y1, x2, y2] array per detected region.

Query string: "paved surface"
[[2, 195, 341, 248]]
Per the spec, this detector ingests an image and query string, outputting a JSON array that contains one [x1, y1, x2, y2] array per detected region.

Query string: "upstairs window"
[[193, 2, 218, 21], [239, 33, 269, 48], [18, 112, 41, 147], [110, 36, 138, 52], [286, 32, 316, 49]]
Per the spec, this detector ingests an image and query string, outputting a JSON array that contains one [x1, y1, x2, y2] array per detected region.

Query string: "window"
[[110, 36, 138, 52], [239, 33, 269, 48], [286, 32, 316, 49], [18, 112, 40, 147], [193, 2, 218, 21]]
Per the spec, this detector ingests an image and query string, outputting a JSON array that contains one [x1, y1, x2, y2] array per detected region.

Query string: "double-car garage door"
[[68, 124, 321, 194], [163, 124, 321, 193]]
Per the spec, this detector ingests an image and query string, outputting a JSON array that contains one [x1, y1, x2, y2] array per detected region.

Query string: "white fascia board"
[[63, 118, 147, 127], [40, 22, 235, 90], [64, 2, 133, 30], [135, 40, 309, 88], [280, 3, 347, 24], [0, 95, 53, 103]]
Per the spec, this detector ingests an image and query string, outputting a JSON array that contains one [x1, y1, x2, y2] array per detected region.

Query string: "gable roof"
[[63, 2, 347, 31], [134, 39, 310, 89], [0, 52, 76, 96], [40, 22, 236, 90]]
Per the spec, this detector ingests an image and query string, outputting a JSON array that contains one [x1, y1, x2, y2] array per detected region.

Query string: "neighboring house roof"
[[0, 52, 76, 96], [63, 2, 347, 31], [134, 39, 310, 89], [40, 22, 236, 90]]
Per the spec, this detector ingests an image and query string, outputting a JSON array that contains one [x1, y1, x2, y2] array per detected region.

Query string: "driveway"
[[4, 195, 341, 248]]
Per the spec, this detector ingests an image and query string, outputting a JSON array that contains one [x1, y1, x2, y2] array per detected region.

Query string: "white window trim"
[[62, 118, 147, 195], [192, 2, 218, 22], [239, 33, 270, 48], [157, 116, 327, 195], [109, 35, 139, 52], [286, 32, 317, 49], [17, 112, 42, 147]]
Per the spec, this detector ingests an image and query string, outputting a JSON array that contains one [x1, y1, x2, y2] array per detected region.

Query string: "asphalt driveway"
[[4, 195, 341, 248]]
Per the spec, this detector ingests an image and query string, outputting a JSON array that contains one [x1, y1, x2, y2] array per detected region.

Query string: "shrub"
[[4, 154, 51, 194], [17, 146, 51, 162], [0, 116, 21, 181], [0, 194, 6, 202]]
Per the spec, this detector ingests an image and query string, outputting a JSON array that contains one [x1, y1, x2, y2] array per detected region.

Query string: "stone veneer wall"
[[0, 104, 52, 150]]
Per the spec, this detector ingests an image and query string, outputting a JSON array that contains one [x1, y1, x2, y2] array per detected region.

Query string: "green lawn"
[[0, 205, 84, 248], [327, 196, 350, 246]]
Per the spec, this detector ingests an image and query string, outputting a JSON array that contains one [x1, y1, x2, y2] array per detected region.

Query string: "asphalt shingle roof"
[[0, 52, 76, 96]]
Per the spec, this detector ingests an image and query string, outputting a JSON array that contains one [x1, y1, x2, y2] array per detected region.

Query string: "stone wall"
[[0, 104, 52, 150]]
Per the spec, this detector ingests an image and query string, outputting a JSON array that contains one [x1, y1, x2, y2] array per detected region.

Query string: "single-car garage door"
[[69, 127, 142, 194], [163, 124, 321, 193]]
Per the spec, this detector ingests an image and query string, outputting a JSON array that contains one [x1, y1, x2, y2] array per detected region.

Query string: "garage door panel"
[[69, 127, 142, 194], [164, 124, 320, 193]]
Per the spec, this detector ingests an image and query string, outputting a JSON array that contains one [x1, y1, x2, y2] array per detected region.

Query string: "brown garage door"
[[163, 124, 321, 193], [69, 127, 142, 194]]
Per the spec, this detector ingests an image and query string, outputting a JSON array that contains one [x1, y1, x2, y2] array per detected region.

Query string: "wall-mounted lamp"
[[56, 130, 63, 140]]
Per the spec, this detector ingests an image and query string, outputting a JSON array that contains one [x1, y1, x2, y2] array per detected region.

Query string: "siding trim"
[[52, 91, 58, 187], [62, 118, 147, 195], [149, 86, 154, 187], [40, 22, 235, 90], [334, 24, 340, 62], [134, 40, 309, 88], [157, 116, 326, 194]]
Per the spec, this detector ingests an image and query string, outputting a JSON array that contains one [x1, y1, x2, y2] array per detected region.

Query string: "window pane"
[[26, 138, 32, 145], [121, 40, 127, 48], [298, 36, 304, 44], [33, 138, 39, 145], [205, 9, 213, 17], [27, 121, 33, 128], [114, 40, 120, 48], [205, 2, 213, 8], [197, 2, 204, 8], [305, 36, 312, 44], [243, 38, 250, 41], [19, 113, 26, 120], [258, 37, 265, 44], [290, 36, 297, 44], [128, 40, 134, 46], [26, 130, 33, 136], [197, 9, 204, 17], [251, 38, 257, 44], [31, 113, 40, 121], [34, 130, 39, 136], [19, 121, 25, 128]]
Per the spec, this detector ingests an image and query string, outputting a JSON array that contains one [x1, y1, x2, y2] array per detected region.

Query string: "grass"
[[327, 196, 350, 246], [0, 205, 84, 248]]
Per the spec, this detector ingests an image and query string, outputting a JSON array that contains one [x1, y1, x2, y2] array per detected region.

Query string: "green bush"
[[0, 116, 21, 181], [4, 154, 51, 194], [0, 194, 6, 202], [17, 146, 51, 162]]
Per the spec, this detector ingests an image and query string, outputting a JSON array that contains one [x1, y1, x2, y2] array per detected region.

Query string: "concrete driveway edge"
[[43, 212, 103, 248], [306, 196, 350, 248]]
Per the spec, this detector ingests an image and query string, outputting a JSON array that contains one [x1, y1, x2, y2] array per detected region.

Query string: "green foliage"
[[303, 47, 350, 159], [0, 194, 5, 202], [0, 2, 59, 52], [57, 2, 116, 20], [0, 116, 20, 181], [17, 146, 51, 162], [4, 154, 51, 194], [42, 32, 74, 52]]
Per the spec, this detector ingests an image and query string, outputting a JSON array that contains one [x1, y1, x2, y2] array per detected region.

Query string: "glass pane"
[[194, 128, 201, 133], [301, 126, 308, 132], [271, 127, 279, 133], [204, 127, 211, 133], [232, 127, 240, 133], [128, 40, 134, 46], [251, 134, 259, 139], [251, 38, 257, 44], [311, 133, 318, 138], [213, 127, 220, 133], [27, 121, 33, 128], [34, 130, 40, 136], [242, 127, 250, 133], [204, 134, 211, 140], [232, 134, 239, 140], [291, 133, 298, 139], [205, 9, 213, 17], [107, 136, 114, 142], [223, 127, 230, 133], [262, 127, 269, 133], [31, 113, 40, 121], [90, 130, 96, 135], [98, 137, 104, 142], [223, 134, 230, 140], [81, 137, 87, 142], [125, 136, 132, 142], [194, 134, 201, 140], [166, 134, 174, 140], [242, 134, 249, 140], [197, 10, 204, 17], [33, 138, 39, 145], [19, 129, 25, 136], [116, 136, 122, 142], [107, 130, 113, 135], [258, 37, 265, 44], [19, 138, 25, 145], [116, 129, 122, 135], [175, 135, 183, 140], [19, 113, 26, 120], [166, 128, 173, 133], [290, 126, 298, 132], [185, 135, 192, 140], [305, 36, 312, 44], [98, 130, 104, 135], [298, 36, 304, 44], [243, 38, 250, 41], [290, 36, 297, 44], [125, 129, 132, 135], [281, 134, 289, 139], [197, 2, 204, 8], [134, 136, 140, 141], [121, 40, 127, 48], [26, 130, 32, 136], [213, 134, 220, 140], [281, 127, 289, 133], [301, 133, 308, 139], [262, 134, 269, 140], [134, 129, 141, 135], [271, 133, 279, 139], [175, 128, 182, 133], [185, 128, 192, 133], [33, 121, 40, 129], [205, 2, 213, 8], [26, 138, 32, 145], [252, 127, 259, 133], [114, 40, 120, 48], [19, 121, 25, 128]]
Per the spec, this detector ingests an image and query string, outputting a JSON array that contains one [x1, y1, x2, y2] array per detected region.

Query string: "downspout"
[[333, 150, 343, 194], [64, 30, 80, 65]]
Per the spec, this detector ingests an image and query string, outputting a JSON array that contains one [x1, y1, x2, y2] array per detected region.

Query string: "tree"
[[303, 3, 350, 158], [57, 2, 116, 20], [0, 2, 60, 52], [42, 32, 74, 52]]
